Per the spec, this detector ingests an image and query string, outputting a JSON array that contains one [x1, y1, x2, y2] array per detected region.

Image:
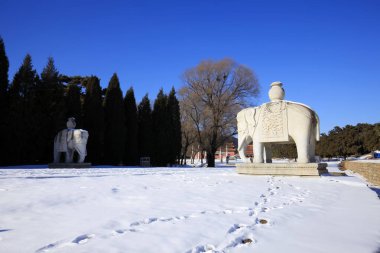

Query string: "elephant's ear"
[[314, 112, 320, 141], [81, 130, 89, 140]]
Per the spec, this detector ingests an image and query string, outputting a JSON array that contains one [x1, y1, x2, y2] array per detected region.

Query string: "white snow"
[[0, 162, 379, 253]]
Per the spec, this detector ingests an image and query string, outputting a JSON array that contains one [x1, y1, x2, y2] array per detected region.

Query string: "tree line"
[[316, 123, 380, 159], [0, 37, 181, 166], [269, 123, 380, 160]]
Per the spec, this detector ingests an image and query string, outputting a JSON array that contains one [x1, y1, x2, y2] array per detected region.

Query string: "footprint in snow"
[[130, 217, 157, 226], [228, 224, 248, 234], [72, 234, 95, 244], [186, 244, 216, 253], [225, 234, 255, 249], [112, 228, 140, 235], [36, 241, 64, 252]]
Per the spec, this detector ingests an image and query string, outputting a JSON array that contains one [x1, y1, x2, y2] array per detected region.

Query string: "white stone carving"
[[259, 101, 289, 142], [268, 81, 285, 101], [53, 118, 89, 163], [237, 82, 320, 164]]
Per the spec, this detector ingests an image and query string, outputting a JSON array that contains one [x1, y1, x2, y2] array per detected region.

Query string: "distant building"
[[214, 137, 253, 160], [189, 137, 254, 161]]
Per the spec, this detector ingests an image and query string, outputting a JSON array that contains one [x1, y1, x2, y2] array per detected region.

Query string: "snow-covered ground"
[[0, 162, 379, 253]]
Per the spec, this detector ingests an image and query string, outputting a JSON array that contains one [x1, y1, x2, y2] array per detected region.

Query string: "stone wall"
[[341, 161, 380, 186]]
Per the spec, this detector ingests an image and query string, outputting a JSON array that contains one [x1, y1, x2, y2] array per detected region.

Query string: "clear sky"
[[1, 0, 379, 133]]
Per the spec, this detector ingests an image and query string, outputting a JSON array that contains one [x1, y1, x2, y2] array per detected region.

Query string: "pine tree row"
[[0, 37, 181, 166]]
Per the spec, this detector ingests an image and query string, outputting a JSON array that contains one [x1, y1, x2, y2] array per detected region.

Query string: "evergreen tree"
[[167, 87, 182, 165], [137, 94, 153, 161], [0, 37, 9, 100], [123, 87, 138, 165], [152, 89, 169, 166], [8, 54, 40, 164], [66, 83, 82, 127], [104, 73, 125, 165], [316, 123, 380, 159], [83, 76, 104, 164], [36, 57, 66, 163], [0, 37, 9, 165]]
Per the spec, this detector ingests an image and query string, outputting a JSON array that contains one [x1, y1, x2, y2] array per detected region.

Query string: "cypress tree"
[[152, 89, 169, 166], [8, 54, 39, 164], [83, 76, 104, 164], [167, 87, 182, 165], [137, 94, 153, 161], [123, 87, 138, 165], [0, 37, 9, 100], [66, 83, 82, 128], [0, 37, 9, 165], [37, 57, 66, 163], [104, 73, 125, 165]]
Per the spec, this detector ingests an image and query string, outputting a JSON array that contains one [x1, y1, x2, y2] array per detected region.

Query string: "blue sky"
[[1, 0, 379, 133]]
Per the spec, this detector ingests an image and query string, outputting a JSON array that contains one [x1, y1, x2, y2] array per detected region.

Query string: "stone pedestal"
[[48, 163, 92, 169], [236, 163, 328, 176]]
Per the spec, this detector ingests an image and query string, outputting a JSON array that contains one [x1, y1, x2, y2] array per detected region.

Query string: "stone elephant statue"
[[53, 129, 89, 163], [237, 101, 320, 164]]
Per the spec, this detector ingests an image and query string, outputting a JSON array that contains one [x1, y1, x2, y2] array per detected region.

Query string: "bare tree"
[[179, 58, 259, 167], [179, 104, 198, 165]]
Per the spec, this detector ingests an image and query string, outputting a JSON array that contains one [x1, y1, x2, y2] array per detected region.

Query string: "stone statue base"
[[48, 163, 92, 169], [236, 163, 328, 176]]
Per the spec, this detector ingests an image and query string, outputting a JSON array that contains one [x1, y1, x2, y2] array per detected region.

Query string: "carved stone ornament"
[[259, 101, 289, 143]]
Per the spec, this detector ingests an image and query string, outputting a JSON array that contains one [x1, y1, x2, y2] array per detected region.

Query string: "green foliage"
[[271, 143, 297, 160], [152, 89, 170, 166], [0, 48, 187, 166], [66, 83, 82, 127], [316, 123, 380, 158], [137, 94, 153, 159], [123, 87, 138, 165], [104, 73, 125, 165], [7, 54, 40, 164], [0, 37, 9, 164], [150, 88, 182, 166], [167, 87, 182, 164], [36, 57, 66, 163], [83, 76, 104, 164], [0, 37, 9, 97]]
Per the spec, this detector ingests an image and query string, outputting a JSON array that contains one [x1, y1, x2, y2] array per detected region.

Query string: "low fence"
[[341, 161, 380, 186]]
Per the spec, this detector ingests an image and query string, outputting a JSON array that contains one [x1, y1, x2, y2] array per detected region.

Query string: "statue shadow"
[[369, 187, 380, 199]]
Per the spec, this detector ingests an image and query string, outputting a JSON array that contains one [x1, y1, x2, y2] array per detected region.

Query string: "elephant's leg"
[[253, 142, 264, 163], [294, 137, 310, 163], [54, 151, 60, 163], [65, 150, 74, 163], [308, 135, 316, 163], [264, 144, 272, 163], [75, 145, 86, 163]]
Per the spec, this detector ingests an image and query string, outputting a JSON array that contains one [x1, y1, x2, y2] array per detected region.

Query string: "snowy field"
[[0, 162, 380, 253]]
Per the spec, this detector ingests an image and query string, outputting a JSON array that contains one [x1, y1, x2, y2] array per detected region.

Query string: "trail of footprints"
[[187, 176, 311, 253], [35, 176, 310, 253]]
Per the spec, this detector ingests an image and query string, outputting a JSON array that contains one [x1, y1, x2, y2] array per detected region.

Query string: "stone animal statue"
[[237, 82, 320, 164], [53, 118, 89, 163]]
